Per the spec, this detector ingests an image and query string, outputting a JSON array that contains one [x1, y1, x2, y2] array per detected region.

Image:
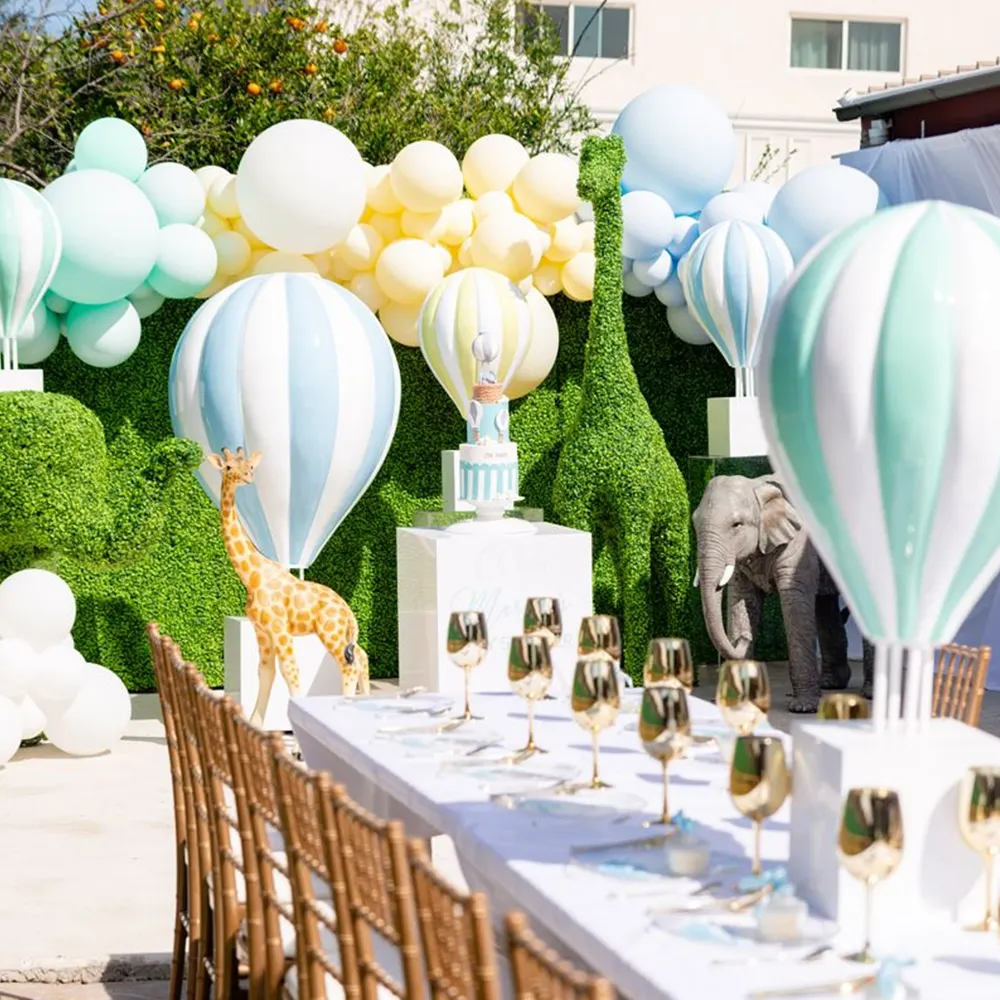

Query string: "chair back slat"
[[934, 644, 991, 727], [333, 788, 427, 1000], [505, 912, 615, 1000], [408, 840, 500, 1000], [147, 624, 187, 840]]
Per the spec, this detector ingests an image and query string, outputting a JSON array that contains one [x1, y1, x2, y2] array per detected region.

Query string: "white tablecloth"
[[290, 691, 1000, 1000]]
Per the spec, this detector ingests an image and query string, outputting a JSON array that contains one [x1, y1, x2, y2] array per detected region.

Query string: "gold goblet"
[[958, 766, 1000, 932], [837, 787, 904, 963], [578, 615, 622, 662], [508, 634, 553, 756], [524, 597, 563, 647], [644, 638, 694, 691], [818, 693, 872, 721], [729, 735, 790, 875], [571, 657, 621, 789], [446, 610, 488, 722], [639, 684, 692, 826], [717, 659, 771, 735]]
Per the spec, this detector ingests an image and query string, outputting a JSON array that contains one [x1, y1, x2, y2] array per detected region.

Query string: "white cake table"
[[396, 522, 592, 697]]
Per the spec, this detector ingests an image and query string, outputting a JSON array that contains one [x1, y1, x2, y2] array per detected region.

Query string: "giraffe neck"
[[220, 478, 261, 587]]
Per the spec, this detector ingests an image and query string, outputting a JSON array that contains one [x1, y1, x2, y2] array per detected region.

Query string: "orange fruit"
[[322, 107, 336, 122], [151, 43, 165, 53], [168, 78, 185, 90], [153, 0, 165, 8], [304, 63, 317, 75], [314, 21, 327, 33], [111, 49, 125, 62], [333, 38, 347, 54], [247, 82, 261, 95], [287, 17, 304, 30], [269, 79, 283, 93]]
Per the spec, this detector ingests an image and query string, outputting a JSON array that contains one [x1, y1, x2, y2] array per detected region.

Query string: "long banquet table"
[[290, 691, 1000, 1000]]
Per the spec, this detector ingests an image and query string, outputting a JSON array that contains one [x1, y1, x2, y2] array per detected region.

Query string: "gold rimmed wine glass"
[[644, 638, 694, 691], [508, 634, 553, 756], [446, 610, 488, 722], [639, 684, 692, 826], [958, 766, 1000, 932], [729, 735, 790, 875], [837, 787, 904, 963], [818, 692, 872, 721], [578, 615, 622, 662], [571, 657, 621, 789], [717, 659, 771, 735], [524, 597, 563, 647]]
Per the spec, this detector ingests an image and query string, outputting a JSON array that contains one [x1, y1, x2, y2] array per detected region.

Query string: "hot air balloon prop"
[[169, 272, 401, 570], [0, 179, 62, 374], [759, 201, 1000, 734]]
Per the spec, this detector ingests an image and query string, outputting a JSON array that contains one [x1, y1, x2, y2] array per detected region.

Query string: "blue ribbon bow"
[[867, 956, 917, 999], [737, 866, 790, 893], [670, 810, 695, 834]]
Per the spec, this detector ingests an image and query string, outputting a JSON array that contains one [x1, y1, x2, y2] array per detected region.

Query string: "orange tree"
[[0, 0, 594, 181]]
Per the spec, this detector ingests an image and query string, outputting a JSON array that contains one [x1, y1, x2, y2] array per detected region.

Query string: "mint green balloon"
[[17, 303, 61, 365], [73, 118, 147, 181], [43, 290, 71, 315], [127, 281, 166, 319], [137, 163, 206, 226], [147, 224, 218, 299], [65, 300, 141, 368]]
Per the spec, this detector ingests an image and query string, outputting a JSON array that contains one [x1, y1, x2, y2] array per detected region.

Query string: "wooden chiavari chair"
[[333, 788, 427, 1000], [504, 912, 615, 1000], [146, 624, 192, 1000], [407, 840, 501, 1000], [933, 644, 992, 727], [272, 749, 361, 1000]]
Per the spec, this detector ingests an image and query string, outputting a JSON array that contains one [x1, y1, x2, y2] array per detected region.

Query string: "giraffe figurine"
[[208, 447, 371, 728]]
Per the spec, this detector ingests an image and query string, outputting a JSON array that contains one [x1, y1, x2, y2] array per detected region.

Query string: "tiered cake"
[[459, 381, 518, 504]]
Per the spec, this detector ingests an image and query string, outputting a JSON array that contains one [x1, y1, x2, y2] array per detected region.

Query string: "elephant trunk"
[[697, 544, 746, 661]]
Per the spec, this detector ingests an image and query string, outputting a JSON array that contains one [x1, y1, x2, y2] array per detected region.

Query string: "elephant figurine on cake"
[[693, 475, 855, 713]]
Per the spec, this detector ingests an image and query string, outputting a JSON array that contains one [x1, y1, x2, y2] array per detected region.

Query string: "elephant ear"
[[754, 480, 801, 554]]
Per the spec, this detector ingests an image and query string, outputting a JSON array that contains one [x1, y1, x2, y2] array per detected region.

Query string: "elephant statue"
[[692, 474, 853, 713]]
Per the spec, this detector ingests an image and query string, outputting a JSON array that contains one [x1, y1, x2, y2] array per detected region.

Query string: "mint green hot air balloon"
[[0, 179, 62, 370]]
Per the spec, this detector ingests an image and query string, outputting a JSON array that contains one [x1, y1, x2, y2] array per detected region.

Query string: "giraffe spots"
[[248, 571, 261, 590]]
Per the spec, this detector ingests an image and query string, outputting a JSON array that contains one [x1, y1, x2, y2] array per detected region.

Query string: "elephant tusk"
[[693, 568, 699, 589], [718, 564, 735, 589]]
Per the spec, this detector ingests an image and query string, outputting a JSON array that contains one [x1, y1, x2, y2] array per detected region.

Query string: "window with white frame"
[[520, 3, 631, 60], [790, 17, 902, 73]]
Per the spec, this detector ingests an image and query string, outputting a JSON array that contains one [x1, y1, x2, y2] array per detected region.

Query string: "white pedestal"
[[0, 369, 43, 392], [707, 396, 768, 458], [396, 523, 592, 697], [223, 616, 345, 731], [790, 718, 1000, 945]]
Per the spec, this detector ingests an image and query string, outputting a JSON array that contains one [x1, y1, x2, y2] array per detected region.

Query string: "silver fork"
[[712, 944, 832, 967]]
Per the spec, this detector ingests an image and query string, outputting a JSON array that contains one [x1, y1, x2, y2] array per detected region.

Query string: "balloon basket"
[[706, 396, 767, 458], [0, 368, 43, 393], [445, 499, 537, 535]]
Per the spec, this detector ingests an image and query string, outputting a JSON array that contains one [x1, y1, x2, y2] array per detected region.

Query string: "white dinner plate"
[[570, 839, 745, 884], [342, 692, 454, 716], [652, 910, 838, 951], [440, 757, 581, 796], [492, 786, 646, 818], [373, 721, 503, 758]]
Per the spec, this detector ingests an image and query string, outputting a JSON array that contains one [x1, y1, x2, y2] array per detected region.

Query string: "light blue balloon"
[[613, 85, 737, 215], [623, 271, 653, 298], [633, 250, 673, 288], [698, 191, 763, 234], [74, 118, 148, 182], [666, 217, 699, 259], [667, 305, 712, 346], [128, 281, 166, 319], [147, 224, 218, 299], [44, 290, 72, 315], [733, 180, 777, 215], [765, 163, 885, 262], [64, 299, 141, 368], [654, 272, 686, 308], [137, 163, 206, 227], [43, 170, 159, 305], [17, 303, 61, 364], [64, 160, 77, 174], [621, 190, 674, 261]]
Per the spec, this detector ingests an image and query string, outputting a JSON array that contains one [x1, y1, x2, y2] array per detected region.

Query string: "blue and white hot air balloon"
[[169, 272, 401, 570], [758, 201, 1000, 728], [680, 220, 793, 396]]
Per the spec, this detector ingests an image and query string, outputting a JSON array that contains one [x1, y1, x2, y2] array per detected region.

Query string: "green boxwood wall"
[[35, 293, 786, 690]]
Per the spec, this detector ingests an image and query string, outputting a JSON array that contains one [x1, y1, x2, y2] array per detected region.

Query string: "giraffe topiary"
[[553, 134, 690, 680]]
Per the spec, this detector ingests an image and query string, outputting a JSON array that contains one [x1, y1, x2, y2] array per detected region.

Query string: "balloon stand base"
[[706, 396, 767, 458], [0, 369, 43, 393], [446, 500, 537, 535], [789, 717, 1000, 942]]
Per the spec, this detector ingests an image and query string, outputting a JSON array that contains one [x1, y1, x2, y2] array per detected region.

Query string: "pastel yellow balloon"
[[533, 260, 563, 297], [200, 209, 230, 238], [506, 286, 559, 399], [462, 134, 530, 198], [233, 215, 268, 250], [545, 216, 584, 263], [400, 208, 445, 242], [193, 273, 230, 300], [374, 239, 447, 306], [349, 271, 386, 313], [213, 230, 252, 276], [517, 276, 533, 296], [533, 224, 552, 259], [368, 212, 402, 244], [195, 165, 230, 195], [390, 141, 463, 213], [330, 254, 356, 282], [252, 251, 319, 276], [247, 249, 271, 273], [473, 191, 514, 223], [434, 244, 454, 273], [338, 223, 384, 271], [578, 219, 595, 252], [308, 251, 334, 278], [512, 153, 580, 225], [438, 199, 475, 246], [207, 175, 241, 219], [379, 300, 423, 347], [469, 212, 544, 282], [457, 238, 474, 269], [366, 165, 402, 214], [560, 251, 595, 302]]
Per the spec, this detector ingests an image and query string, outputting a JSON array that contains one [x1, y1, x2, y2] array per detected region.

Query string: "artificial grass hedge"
[[17, 293, 787, 690]]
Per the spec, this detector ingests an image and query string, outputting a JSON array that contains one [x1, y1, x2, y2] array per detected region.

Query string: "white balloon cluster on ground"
[[0, 570, 131, 763], [611, 84, 885, 347]]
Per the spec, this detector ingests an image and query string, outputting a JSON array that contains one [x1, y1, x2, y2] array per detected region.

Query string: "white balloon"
[[0, 638, 36, 699], [18, 695, 45, 741], [45, 664, 132, 756], [0, 569, 75, 651], [236, 120, 367, 255], [668, 305, 713, 345], [0, 695, 21, 765], [30, 646, 86, 705]]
